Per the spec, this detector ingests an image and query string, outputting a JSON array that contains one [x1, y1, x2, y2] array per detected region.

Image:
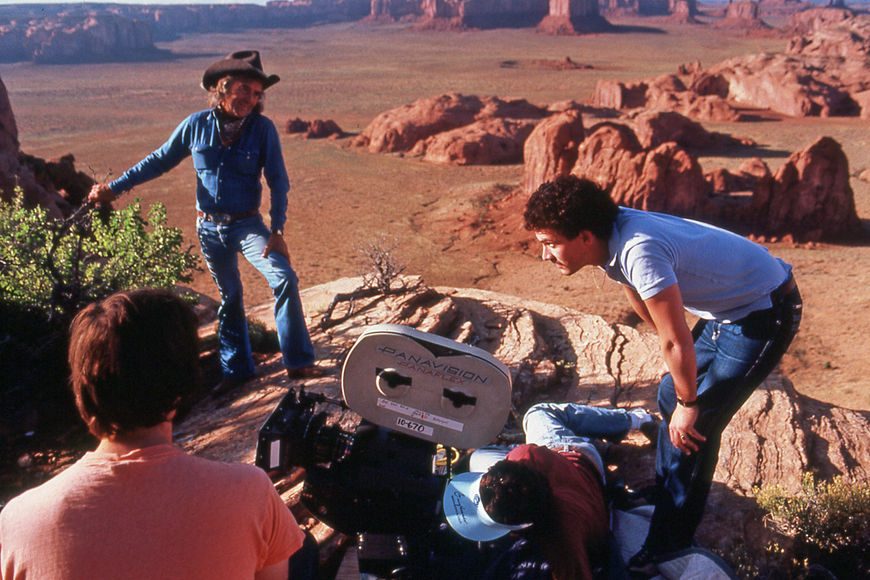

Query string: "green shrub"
[[756, 473, 870, 578], [0, 189, 199, 441], [0, 189, 199, 319]]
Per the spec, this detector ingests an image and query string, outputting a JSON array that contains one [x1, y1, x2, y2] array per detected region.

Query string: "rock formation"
[[411, 117, 539, 165], [521, 110, 584, 197], [353, 93, 548, 163], [522, 109, 862, 242], [175, 277, 870, 565], [751, 137, 862, 241], [0, 76, 93, 217], [591, 75, 745, 122], [286, 118, 345, 139], [593, 11, 870, 120], [574, 122, 707, 217]]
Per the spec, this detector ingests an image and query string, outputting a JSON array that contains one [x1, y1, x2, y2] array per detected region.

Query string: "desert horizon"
[[2, 13, 869, 412]]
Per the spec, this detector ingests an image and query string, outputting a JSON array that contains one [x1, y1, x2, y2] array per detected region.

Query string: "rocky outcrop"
[[522, 108, 861, 241], [573, 122, 706, 217], [412, 117, 539, 165], [631, 109, 755, 150], [176, 277, 870, 563], [353, 93, 548, 164], [591, 75, 745, 122], [286, 118, 345, 139], [751, 137, 862, 241], [0, 75, 93, 217], [521, 110, 585, 196], [699, 53, 860, 118], [594, 11, 870, 120]]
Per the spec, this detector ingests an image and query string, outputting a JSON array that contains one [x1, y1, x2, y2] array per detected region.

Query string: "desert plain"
[[2, 13, 869, 412]]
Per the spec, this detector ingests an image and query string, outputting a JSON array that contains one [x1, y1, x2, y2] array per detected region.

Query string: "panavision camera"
[[255, 324, 512, 579]]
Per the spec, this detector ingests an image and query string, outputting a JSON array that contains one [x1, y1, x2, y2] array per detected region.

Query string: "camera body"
[[256, 324, 512, 578]]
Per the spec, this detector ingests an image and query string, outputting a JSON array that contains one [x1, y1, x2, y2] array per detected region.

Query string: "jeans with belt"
[[197, 215, 315, 379], [645, 282, 803, 555]]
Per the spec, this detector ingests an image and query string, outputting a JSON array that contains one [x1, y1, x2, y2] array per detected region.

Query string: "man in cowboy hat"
[[89, 50, 320, 389]]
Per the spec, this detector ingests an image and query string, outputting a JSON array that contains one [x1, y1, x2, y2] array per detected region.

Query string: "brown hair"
[[68, 289, 200, 437], [207, 75, 265, 115]]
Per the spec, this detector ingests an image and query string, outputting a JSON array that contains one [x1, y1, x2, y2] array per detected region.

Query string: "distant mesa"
[[0, 0, 837, 64], [0, 13, 168, 64]]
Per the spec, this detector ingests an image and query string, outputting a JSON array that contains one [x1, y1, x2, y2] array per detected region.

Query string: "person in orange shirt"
[[0, 288, 309, 580]]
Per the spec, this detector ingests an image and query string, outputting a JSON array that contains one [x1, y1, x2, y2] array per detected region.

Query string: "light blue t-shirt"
[[603, 207, 791, 322]]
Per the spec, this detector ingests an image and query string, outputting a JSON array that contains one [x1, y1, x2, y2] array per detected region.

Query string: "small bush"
[[755, 473, 870, 578], [0, 189, 200, 440]]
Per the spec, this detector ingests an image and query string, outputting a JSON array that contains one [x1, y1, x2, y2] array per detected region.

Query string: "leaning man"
[[89, 50, 318, 388], [523, 175, 802, 574]]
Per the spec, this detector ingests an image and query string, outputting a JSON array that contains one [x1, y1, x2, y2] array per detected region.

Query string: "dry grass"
[[3, 17, 868, 410]]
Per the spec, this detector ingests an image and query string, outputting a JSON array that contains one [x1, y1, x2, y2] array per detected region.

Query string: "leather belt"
[[770, 272, 797, 302], [196, 209, 258, 226]]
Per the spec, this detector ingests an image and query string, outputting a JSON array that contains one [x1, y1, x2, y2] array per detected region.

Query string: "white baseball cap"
[[443, 471, 532, 542]]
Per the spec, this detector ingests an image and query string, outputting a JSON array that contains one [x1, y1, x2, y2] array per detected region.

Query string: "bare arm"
[[642, 283, 706, 454], [622, 285, 653, 326], [254, 558, 289, 580]]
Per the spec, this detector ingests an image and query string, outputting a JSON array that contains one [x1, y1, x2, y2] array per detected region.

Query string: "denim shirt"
[[109, 109, 290, 233]]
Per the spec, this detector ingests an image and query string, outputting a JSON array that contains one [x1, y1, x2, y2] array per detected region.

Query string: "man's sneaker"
[[628, 408, 661, 445], [639, 415, 661, 445], [627, 546, 659, 577]]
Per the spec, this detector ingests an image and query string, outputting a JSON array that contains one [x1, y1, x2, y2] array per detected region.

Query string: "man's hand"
[[87, 183, 115, 205], [263, 232, 290, 262], [669, 404, 705, 454]]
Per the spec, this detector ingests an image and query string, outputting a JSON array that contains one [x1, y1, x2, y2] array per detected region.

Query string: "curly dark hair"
[[523, 175, 619, 241], [479, 459, 557, 529]]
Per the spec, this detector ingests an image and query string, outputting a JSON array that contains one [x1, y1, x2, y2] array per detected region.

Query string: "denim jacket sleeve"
[[108, 116, 194, 195], [261, 118, 290, 233]]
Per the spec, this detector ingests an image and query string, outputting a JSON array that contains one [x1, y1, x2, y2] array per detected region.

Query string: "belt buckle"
[[211, 213, 232, 226]]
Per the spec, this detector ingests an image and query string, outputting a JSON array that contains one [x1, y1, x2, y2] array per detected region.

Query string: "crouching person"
[[0, 288, 308, 580]]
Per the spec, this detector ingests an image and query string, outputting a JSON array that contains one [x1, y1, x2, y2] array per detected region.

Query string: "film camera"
[[256, 324, 513, 579]]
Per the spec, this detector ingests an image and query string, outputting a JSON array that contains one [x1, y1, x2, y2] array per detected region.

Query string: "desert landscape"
[[4, 9, 869, 411], [2, 2, 870, 576]]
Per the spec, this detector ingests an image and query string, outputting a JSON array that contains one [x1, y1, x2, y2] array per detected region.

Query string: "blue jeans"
[[645, 287, 802, 555], [523, 403, 639, 479], [197, 215, 315, 379]]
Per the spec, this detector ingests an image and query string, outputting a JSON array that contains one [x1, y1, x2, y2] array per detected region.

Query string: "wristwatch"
[[676, 396, 699, 408]]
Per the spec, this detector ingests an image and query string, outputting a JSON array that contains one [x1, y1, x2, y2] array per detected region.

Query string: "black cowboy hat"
[[201, 50, 280, 91]]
